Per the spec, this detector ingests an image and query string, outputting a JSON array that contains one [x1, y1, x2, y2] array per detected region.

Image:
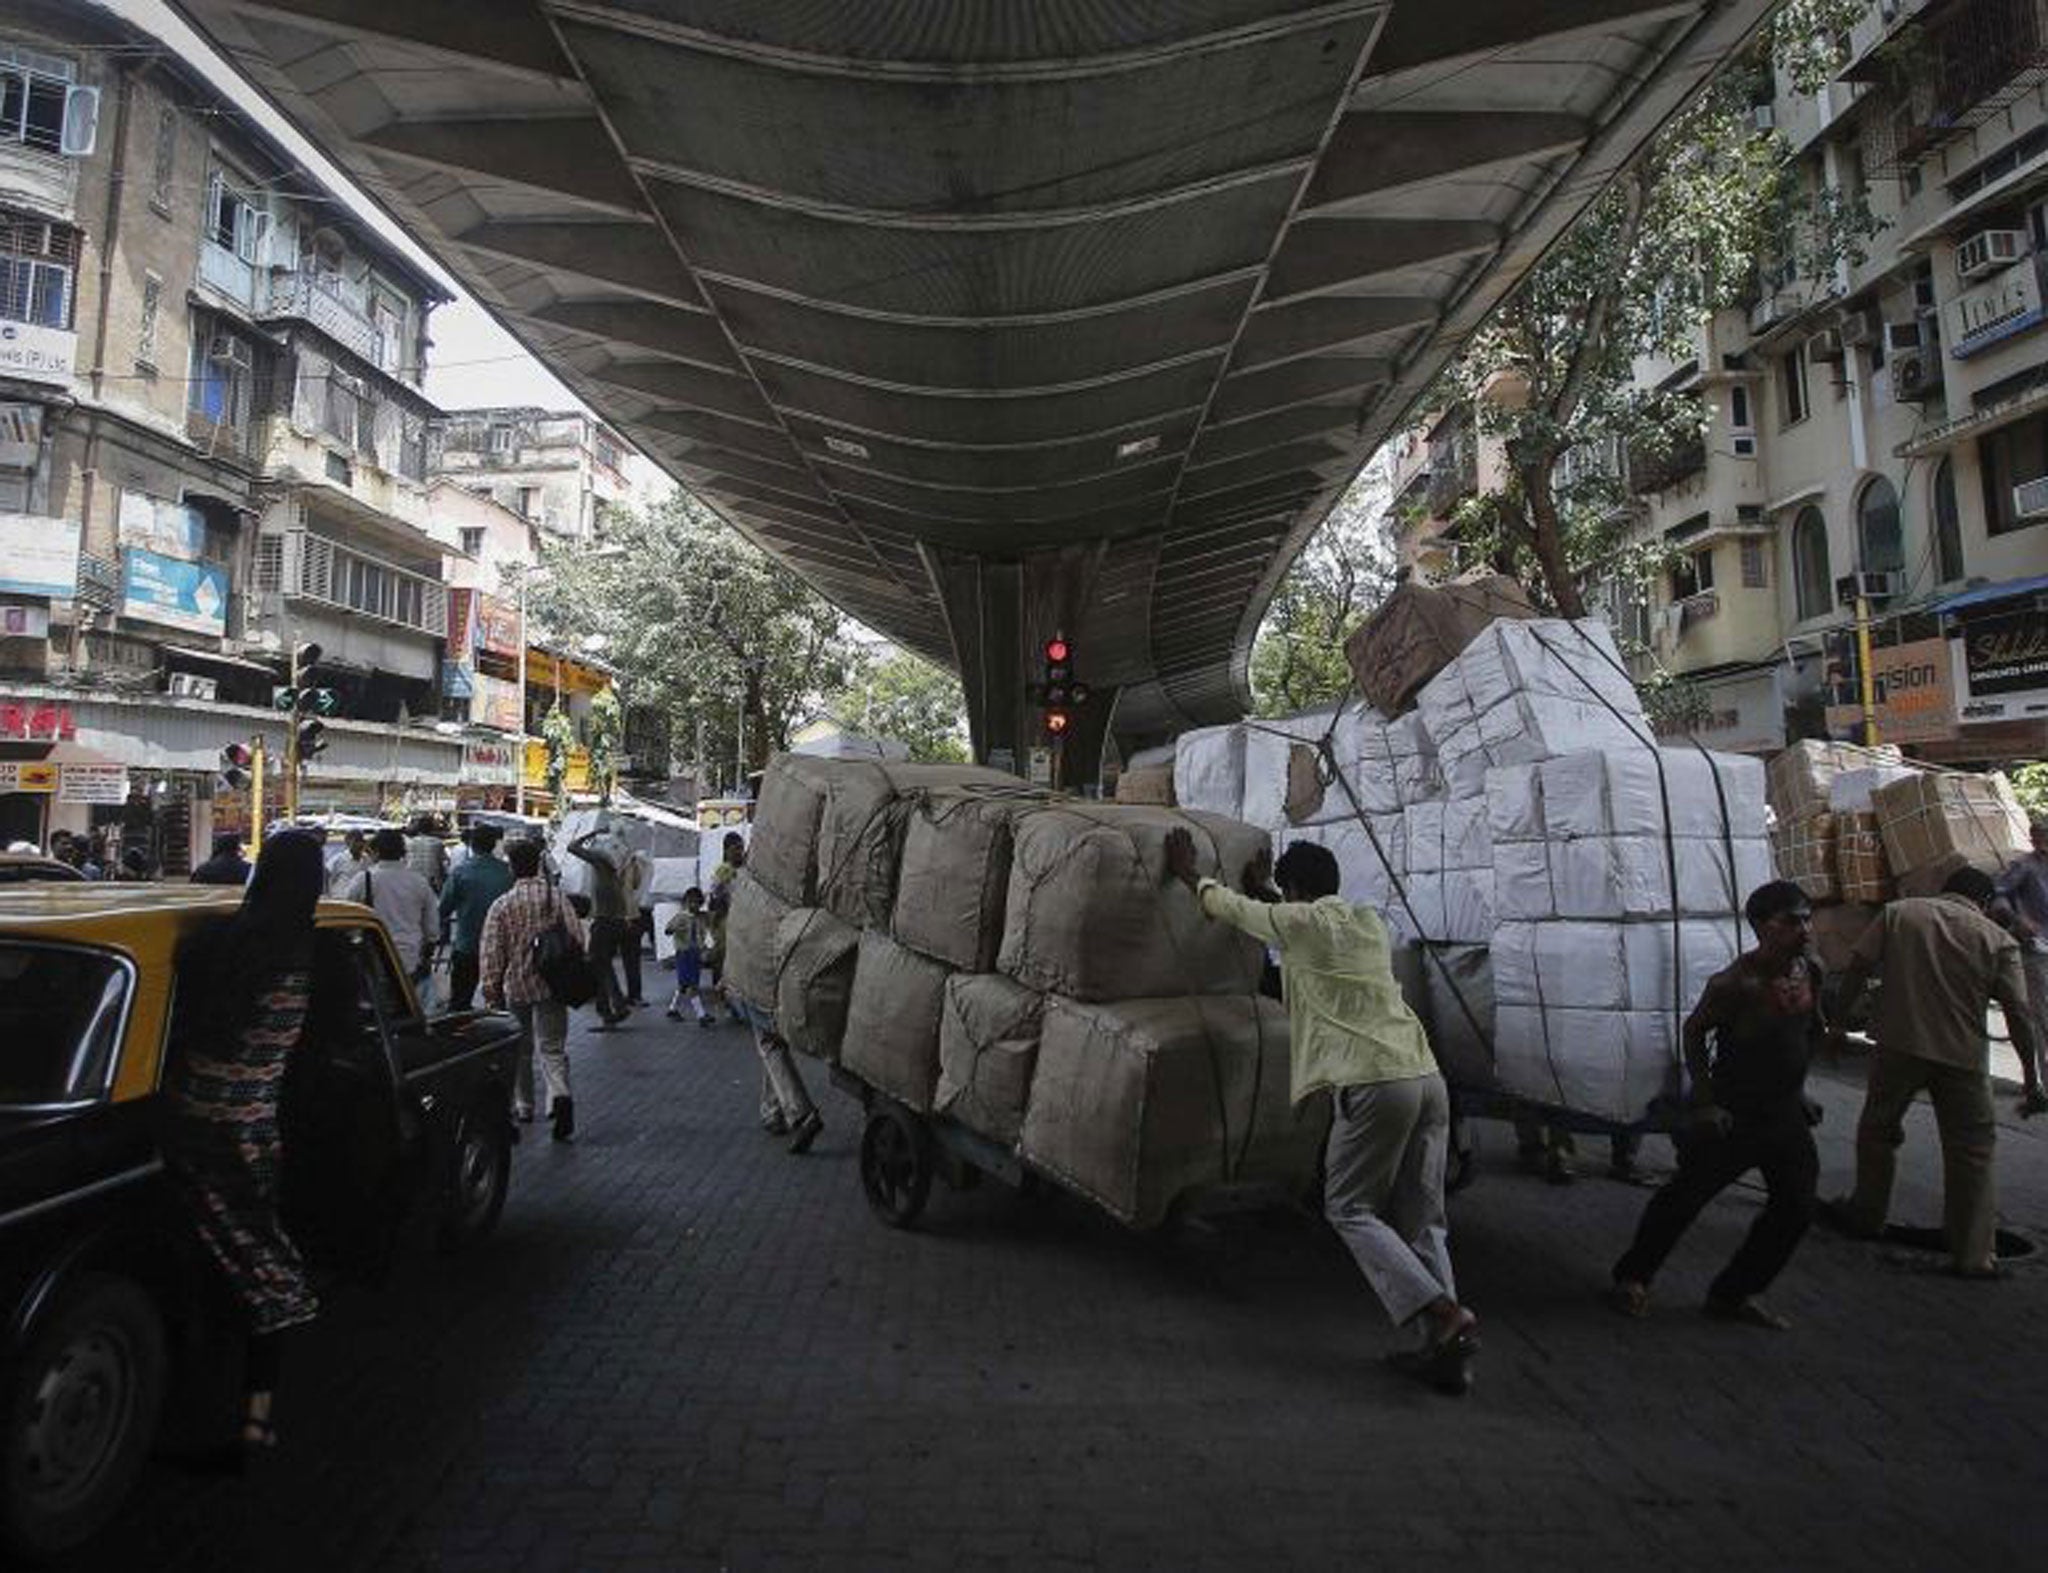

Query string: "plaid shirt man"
[[479, 875, 587, 1009]]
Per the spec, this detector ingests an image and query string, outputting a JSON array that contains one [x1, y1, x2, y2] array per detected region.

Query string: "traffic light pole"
[[1854, 592, 1880, 747], [250, 737, 266, 856]]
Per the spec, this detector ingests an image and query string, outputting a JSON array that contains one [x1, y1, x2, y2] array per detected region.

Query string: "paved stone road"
[[66, 1007, 2048, 1573]]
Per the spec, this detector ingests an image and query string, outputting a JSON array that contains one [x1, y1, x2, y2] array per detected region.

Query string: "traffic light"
[[1042, 633, 1086, 738], [219, 741, 253, 790], [273, 685, 297, 711], [296, 717, 328, 762]]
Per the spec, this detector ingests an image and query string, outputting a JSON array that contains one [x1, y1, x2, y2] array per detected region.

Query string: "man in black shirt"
[[1608, 880, 1825, 1330]]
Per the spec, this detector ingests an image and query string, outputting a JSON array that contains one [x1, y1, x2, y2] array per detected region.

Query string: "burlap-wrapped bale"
[[840, 928, 953, 1111], [1343, 574, 1539, 717], [816, 762, 1021, 929], [1021, 994, 1326, 1230], [891, 791, 1029, 970], [723, 871, 792, 1018], [1113, 763, 1175, 805], [773, 907, 860, 1062], [1417, 943, 1497, 1091], [997, 805, 1268, 1001], [935, 973, 1045, 1148], [749, 753, 838, 905]]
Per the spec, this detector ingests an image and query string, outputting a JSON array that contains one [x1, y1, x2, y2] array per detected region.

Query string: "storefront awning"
[[1933, 573, 2048, 615]]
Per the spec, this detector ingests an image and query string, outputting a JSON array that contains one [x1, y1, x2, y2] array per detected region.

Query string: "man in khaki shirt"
[[1165, 827, 1479, 1396], [1828, 867, 2046, 1275]]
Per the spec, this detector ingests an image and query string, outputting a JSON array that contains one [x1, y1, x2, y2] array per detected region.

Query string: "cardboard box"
[[1872, 771, 2029, 876], [1833, 811, 1893, 903], [1765, 739, 1904, 825], [1771, 812, 1839, 903], [1342, 575, 1538, 716]]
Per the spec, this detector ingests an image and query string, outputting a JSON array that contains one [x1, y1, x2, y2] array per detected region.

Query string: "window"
[[0, 46, 95, 156], [135, 271, 161, 369], [188, 317, 255, 432], [487, 424, 513, 453], [1932, 458, 1965, 582], [517, 486, 539, 519], [459, 526, 486, 557], [205, 168, 269, 264], [1740, 538, 1769, 589], [1856, 476, 1903, 576], [1780, 346, 1810, 426], [0, 213, 80, 328], [1977, 414, 2048, 535], [398, 415, 425, 482], [323, 370, 360, 447], [0, 942, 128, 1105], [1792, 506, 1833, 621], [1671, 546, 1716, 600], [150, 105, 176, 213], [368, 282, 408, 376]]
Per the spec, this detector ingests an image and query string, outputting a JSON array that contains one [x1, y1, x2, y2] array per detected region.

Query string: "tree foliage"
[[521, 490, 867, 792], [1248, 461, 1394, 717], [1434, 2, 1880, 617], [586, 685, 622, 804], [834, 651, 971, 763]]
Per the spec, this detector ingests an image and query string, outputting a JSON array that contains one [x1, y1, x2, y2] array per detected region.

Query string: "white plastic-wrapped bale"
[[934, 973, 1046, 1148], [1488, 918, 1743, 1121], [1172, 725, 1243, 819], [891, 791, 1030, 970], [1400, 799, 1494, 943], [748, 753, 838, 905], [998, 806, 1268, 1001], [1826, 764, 1917, 814], [1278, 703, 1441, 823], [722, 870, 793, 1019], [773, 907, 860, 1062], [1416, 619, 1653, 797], [839, 928, 953, 1111], [1414, 944, 1496, 1091], [1020, 994, 1326, 1230], [1488, 750, 1771, 921], [816, 762, 1022, 929]]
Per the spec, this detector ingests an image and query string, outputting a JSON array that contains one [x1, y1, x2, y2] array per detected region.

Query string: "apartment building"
[[1392, 0, 2048, 766], [431, 406, 634, 543], [0, 1, 477, 861]]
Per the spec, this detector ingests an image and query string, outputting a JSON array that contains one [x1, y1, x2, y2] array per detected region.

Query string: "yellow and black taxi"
[[0, 884, 524, 1559]]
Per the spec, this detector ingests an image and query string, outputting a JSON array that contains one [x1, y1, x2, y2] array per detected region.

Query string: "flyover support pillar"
[[927, 546, 1115, 793]]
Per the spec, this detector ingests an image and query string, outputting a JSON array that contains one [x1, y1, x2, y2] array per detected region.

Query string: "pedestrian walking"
[[479, 836, 585, 1141], [439, 823, 513, 1011], [664, 888, 717, 1027], [338, 829, 441, 1004], [324, 829, 368, 893], [715, 832, 822, 1150], [1995, 818, 2048, 1079], [1608, 880, 1824, 1330], [161, 829, 326, 1458], [704, 831, 748, 1024], [568, 821, 633, 1027], [190, 831, 252, 886], [1165, 828, 1480, 1395], [1825, 867, 2047, 1276], [404, 813, 450, 893]]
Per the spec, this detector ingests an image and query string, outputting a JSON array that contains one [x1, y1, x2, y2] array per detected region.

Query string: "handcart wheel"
[[860, 1105, 932, 1228]]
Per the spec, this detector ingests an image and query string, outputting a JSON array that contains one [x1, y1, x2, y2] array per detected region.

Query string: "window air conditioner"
[[167, 672, 218, 701], [1732, 432, 1758, 458], [1748, 294, 1785, 335], [2013, 475, 2048, 518], [1838, 310, 1876, 348], [1891, 353, 1934, 400], [206, 334, 252, 368], [1956, 229, 2026, 281], [1881, 320, 1922, 355], [1805, 327, 1845, 360], [1835, 570, 1900, 603]]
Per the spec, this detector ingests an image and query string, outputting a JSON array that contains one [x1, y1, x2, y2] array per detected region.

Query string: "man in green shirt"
[[439, 824, 513, 1011], [1165, 828, 1480, 1395]]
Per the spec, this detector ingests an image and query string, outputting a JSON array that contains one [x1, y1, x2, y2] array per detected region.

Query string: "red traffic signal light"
[[1044, 636, 1070, 665], [219, 741, 253, 790], [1045, 710, 1071, 736]]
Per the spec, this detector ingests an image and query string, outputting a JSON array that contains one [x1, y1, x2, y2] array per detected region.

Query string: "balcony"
[[261, 270, 379, 366], [197, 240, 257, 310], [1626, 432, 1707, 496], [1424, 429, 1477, 517], [1859, 0, 2048, 176]]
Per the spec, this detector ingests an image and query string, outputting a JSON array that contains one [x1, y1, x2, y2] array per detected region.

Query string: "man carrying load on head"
[[1165, 828, 1480, 1397]]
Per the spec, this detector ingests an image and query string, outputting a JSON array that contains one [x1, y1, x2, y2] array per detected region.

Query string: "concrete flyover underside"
[[175, 0, 1775, 759]]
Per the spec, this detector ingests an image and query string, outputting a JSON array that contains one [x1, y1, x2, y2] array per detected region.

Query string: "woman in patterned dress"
[[164, 829, 326, 1453]]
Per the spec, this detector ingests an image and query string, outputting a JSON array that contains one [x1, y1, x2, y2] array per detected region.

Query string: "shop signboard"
[[1951, 596, 2048, 725], [117, 491, 206, 561], [460, 738, 518, 785], [440, 659, 475, 699], [0, 762, 58, 792], [0, 700, 74, 741], [1824, 637, 1957, 744], [0, 605, 49, 638], [446, 587, 475, 660], [0, 513, 80, 598], [475, 673, 524, 733], [58, 764, 129, 804], [475, 595, 522, 660], [121, 548, 229, 637], [0, 321, 76, 386]]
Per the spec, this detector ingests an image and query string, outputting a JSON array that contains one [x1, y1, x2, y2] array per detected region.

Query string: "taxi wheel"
[[2, 1274, 167, 1561], [437, 1113, 511, 1254]]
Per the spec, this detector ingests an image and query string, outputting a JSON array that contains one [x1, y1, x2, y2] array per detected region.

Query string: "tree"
[[834, 650, 971, 763], [1434, 0, 1876, 617], [586, 685, 622, 804], [541, 701, 574, 825], [1248, 459, 1394, 717], [521, 490, 868, 792]]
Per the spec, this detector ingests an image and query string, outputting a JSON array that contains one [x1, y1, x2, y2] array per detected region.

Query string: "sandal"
[[1605, 1281, 1651, 1319]]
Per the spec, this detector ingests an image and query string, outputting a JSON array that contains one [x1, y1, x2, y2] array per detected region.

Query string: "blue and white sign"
[[117, 490, 206, 560], [122, 547, 228, 637]]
